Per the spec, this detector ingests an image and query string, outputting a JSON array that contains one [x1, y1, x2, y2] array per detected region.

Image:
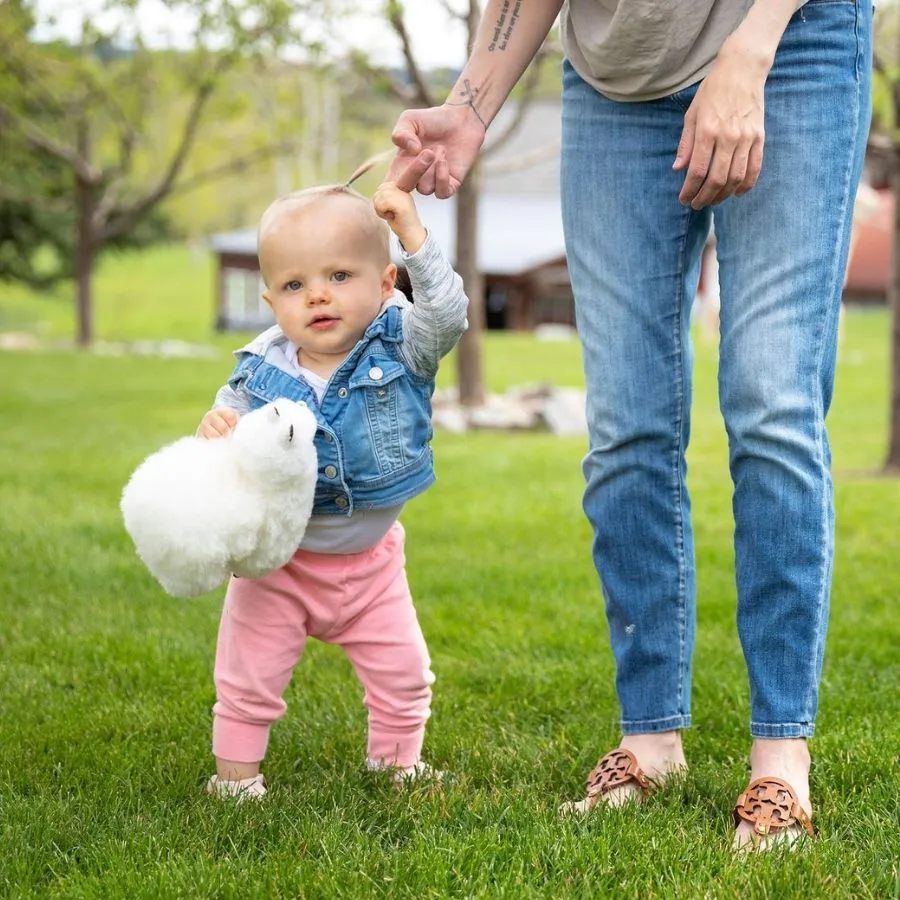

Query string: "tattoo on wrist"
[[488, 0, 521, 52], [447, 79, 488, 130]]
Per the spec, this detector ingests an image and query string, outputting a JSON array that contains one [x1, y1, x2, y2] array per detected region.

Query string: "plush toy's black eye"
[[273, 406, 280, 417], [288, 424, 294, 442]]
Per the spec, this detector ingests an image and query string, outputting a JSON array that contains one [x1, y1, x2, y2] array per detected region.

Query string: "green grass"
[[1, 255, 899, 897], [0, 245, 224, 347]]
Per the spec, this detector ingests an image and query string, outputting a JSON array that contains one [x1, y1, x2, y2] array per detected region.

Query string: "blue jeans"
[[561, 0, 872, 739]]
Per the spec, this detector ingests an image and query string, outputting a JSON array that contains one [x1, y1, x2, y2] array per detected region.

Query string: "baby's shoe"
[[206, 773, 267, 801], [367, 759, 443, 785]]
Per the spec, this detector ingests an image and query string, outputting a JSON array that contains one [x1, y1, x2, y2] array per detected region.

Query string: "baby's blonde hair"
[[257, 184, 391, 278]]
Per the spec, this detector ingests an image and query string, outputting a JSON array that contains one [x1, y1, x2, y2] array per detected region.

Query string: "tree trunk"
[[74, 121, 95, 347], [887, 152, 900, 471], [455, 162, 485, 406]]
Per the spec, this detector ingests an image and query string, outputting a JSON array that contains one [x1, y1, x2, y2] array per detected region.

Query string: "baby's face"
[[260, 195, 395, 370]]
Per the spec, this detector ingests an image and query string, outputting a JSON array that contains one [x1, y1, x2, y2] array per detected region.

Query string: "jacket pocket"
[[343, 357, 431, 481]]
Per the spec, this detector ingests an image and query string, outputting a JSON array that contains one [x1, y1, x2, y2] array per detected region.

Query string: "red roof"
[[845, 188, 893, 296]]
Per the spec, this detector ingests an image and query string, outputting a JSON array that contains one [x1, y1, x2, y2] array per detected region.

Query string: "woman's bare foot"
[[561, 730, 688, 814], [733, 738, 812, 851]]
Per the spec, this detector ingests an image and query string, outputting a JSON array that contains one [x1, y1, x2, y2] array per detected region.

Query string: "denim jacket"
[[213, 234, 468, 516]]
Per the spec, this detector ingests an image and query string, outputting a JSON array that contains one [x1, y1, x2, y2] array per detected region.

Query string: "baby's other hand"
[[197, 408, 239, 439], [373, 181, 427, 254]]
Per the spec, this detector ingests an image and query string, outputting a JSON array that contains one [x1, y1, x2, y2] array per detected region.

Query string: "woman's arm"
[[676, 0, 804, 209], [389, 1, 564, 198]]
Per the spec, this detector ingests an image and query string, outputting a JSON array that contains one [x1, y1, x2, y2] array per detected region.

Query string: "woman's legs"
[[712, 0, 871, 844], [561, 0, 872, 824], [561, 61, 710, 784]]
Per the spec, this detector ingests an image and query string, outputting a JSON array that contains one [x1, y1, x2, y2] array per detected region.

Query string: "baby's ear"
[[381, 263, 398, 300]]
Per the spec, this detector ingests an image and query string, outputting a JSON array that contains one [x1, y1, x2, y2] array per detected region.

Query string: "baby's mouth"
[[309, 315, 339, 328]]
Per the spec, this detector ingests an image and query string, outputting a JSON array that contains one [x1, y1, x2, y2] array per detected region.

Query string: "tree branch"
[[164, 140, 301, 198], [434, 0, 466, 23], [92, 138, 135, 231], [97, 53, 235, 243], [0, 37, 71, 116], [0, 104, 101, 183], [98, 140, 299, 243], [385, 2, 435, 107]]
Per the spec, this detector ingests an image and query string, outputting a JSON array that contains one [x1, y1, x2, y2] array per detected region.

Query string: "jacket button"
[[335, 495, 349, 508], [324, 465, 337, 478], [337, 387, 348, 398], [368, 366, 383, 380]]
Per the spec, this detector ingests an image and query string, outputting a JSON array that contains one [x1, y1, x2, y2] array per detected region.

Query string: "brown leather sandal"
[[733, 776, 814, 839], [582, 748, 653, 809]]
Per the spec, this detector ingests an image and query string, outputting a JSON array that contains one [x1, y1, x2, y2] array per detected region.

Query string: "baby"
[[199, 179, 469, 798]]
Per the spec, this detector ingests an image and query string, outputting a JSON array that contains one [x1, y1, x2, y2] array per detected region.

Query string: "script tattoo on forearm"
[[447, 78, 488, 129], [488, 0, 522, 52]]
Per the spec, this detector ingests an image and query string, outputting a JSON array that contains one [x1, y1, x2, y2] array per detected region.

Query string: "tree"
[[872, 8, 900, 472], [379, 0, 559, 405], [0, 0, 307, 346]]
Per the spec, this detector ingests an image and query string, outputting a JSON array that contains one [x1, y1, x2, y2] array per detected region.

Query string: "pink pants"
[[212, 522, 434, 768]]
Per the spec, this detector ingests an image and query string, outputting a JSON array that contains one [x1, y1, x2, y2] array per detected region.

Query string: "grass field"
[[1, 251, 899, 897]]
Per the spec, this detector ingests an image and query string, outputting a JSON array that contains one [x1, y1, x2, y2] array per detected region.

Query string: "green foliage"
[[0, 151, 176, 289], [872, 69, 899, 136], [0, 152, 71, 288], [0, 311, 898, 897], [0, 0, 336, 299], [872, 1, 900, 136], [1, 1, 561, 285]]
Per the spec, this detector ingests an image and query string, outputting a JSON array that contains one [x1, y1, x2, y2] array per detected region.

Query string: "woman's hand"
[[388, 104, 487, 199], [674, 35, 771, 209]]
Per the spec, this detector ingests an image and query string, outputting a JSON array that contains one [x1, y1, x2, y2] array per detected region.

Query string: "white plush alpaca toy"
[[121, 399, 319, 598]]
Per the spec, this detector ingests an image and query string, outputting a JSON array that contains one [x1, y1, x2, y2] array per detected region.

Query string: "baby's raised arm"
[[373, 182, 427, 254]]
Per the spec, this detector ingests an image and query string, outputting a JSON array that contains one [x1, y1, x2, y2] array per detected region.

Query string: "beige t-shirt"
[[561, 0, 774, 102]]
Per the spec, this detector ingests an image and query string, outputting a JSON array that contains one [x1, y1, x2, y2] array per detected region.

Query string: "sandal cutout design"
[[583, 748, 652, 809], [733, 776, 814, 839]]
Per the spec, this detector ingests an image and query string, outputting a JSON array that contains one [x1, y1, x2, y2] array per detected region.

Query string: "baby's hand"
[[373, 182, 427, 254], [197, 407, 239, 439]]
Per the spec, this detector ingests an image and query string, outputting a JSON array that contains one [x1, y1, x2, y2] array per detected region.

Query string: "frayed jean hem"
[[621, 715, 691, 735], [750, 721, 815, 739]]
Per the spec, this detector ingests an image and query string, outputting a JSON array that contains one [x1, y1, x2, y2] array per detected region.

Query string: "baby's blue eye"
[[331, 271, 349, 283], [286, 280, 303, 291]]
